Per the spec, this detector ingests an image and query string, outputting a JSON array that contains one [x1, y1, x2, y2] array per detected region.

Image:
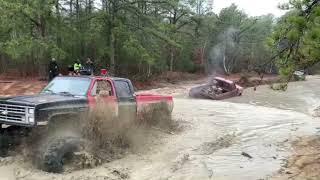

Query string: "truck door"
[[114, 80, 137, 121], [88, 79, 118, 116]]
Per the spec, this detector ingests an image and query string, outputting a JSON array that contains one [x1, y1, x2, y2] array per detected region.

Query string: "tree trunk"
[[170, 48, 174, 72], [147, 63, 151, 77], [201, 41, 207, 65], [109, 28, 115, 74], [108, 0, 117, 75], [88, 0, 93, 13], [0, 54, 7, 74], [56, 0, 61, 47], [38, 15, 46, 38], [70, 0, 73, 14], [76, 0, 80, 19], [223, 54, 228, 74]]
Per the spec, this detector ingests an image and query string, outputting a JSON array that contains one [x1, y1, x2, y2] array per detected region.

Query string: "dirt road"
[[1, 77, 320, 180]]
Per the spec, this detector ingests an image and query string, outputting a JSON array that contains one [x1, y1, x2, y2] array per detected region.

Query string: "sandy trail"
[[1, 76, 320, 179]]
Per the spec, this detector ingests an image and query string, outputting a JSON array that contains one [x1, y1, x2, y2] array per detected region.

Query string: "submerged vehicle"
[[293, 70, 306, 81], [189, 77, 243, 100], [0, 74, 173, 172]]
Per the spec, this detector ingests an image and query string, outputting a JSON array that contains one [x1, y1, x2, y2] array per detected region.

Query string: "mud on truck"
[[0, 75, 173, 173]]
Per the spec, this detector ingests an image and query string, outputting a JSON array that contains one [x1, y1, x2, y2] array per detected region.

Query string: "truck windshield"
[[41, 78, 91, 96]]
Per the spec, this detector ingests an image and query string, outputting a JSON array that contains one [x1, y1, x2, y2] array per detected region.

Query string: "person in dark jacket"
[[85, 58, 94, 75], [48, 58, 59, 81], [68, 65, 74, 76]]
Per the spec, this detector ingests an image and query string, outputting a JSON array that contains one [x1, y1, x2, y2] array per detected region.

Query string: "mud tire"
[[0, 126, 28, 157], [40, 137, 84, 173], [0, 134, 10, 157]]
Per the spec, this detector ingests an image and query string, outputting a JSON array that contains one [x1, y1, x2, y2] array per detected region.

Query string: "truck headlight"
[[28, 117, 35, 123], [28, 108, 35, 114]]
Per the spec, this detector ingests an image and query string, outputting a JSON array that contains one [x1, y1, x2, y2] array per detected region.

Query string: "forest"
[[0, 0, 319, 80]]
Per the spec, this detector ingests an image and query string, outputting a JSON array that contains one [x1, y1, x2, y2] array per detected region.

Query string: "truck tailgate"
[[136, 93, 173, 113]]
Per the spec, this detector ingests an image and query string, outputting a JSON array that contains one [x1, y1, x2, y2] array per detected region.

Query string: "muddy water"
[[2, 77, 320, 180], [122, 101, 319, 180], [125, 76, 320, 180], [226, 76, 320, 114]]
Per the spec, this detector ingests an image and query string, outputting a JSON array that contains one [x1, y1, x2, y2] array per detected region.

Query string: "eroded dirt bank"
[[272, 136, 320, 180], [1, 76, 320, 179]]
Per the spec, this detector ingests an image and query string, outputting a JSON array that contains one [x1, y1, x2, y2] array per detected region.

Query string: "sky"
[[212, 0, 289, 17]]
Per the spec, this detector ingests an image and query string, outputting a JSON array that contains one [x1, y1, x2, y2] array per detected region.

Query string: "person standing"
[[73, 60, 82, 75], [85, 58, 94, 75], [48, 58, 59, 81], [68, 64, 74, 76]]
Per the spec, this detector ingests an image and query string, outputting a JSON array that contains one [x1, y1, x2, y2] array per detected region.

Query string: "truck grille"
[[0, 103, 28, 122]]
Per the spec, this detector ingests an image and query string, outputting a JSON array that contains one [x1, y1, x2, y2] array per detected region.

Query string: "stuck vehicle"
[[293, 70, 306, 81], [0, 75, 173, 172], [189, 77, 243, 100]]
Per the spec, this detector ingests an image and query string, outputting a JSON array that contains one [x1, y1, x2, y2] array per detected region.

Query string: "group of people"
[[68, 58, 94, 76], [48, 57, 95, 81]]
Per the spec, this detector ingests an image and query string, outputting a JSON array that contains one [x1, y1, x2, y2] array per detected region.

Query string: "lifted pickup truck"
[[0, 76, 173, 127], [0, 75, 173, 172]]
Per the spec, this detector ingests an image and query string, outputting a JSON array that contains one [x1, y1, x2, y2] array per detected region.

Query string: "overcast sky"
[[212, 0, 289, 17]]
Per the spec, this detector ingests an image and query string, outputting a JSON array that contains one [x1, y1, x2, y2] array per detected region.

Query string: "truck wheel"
[[39, 137, 84, 173], [0, 134, 10, 157], [0, 126, 27, 157]]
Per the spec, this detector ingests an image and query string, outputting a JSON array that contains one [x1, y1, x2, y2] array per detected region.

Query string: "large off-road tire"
[[39, 137, 84, 173], [0, 126, 29, 157], [0, 134, 10, 157]]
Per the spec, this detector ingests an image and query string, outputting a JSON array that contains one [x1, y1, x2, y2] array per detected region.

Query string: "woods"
[[0, 0, 318, 80], [270, 0, 320, 78]]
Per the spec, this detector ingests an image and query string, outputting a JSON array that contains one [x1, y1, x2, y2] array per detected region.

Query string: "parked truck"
[[0, 75, 173, 172]]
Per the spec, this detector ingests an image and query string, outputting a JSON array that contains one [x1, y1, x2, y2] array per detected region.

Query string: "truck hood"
[[4, 94, 86, 105]]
